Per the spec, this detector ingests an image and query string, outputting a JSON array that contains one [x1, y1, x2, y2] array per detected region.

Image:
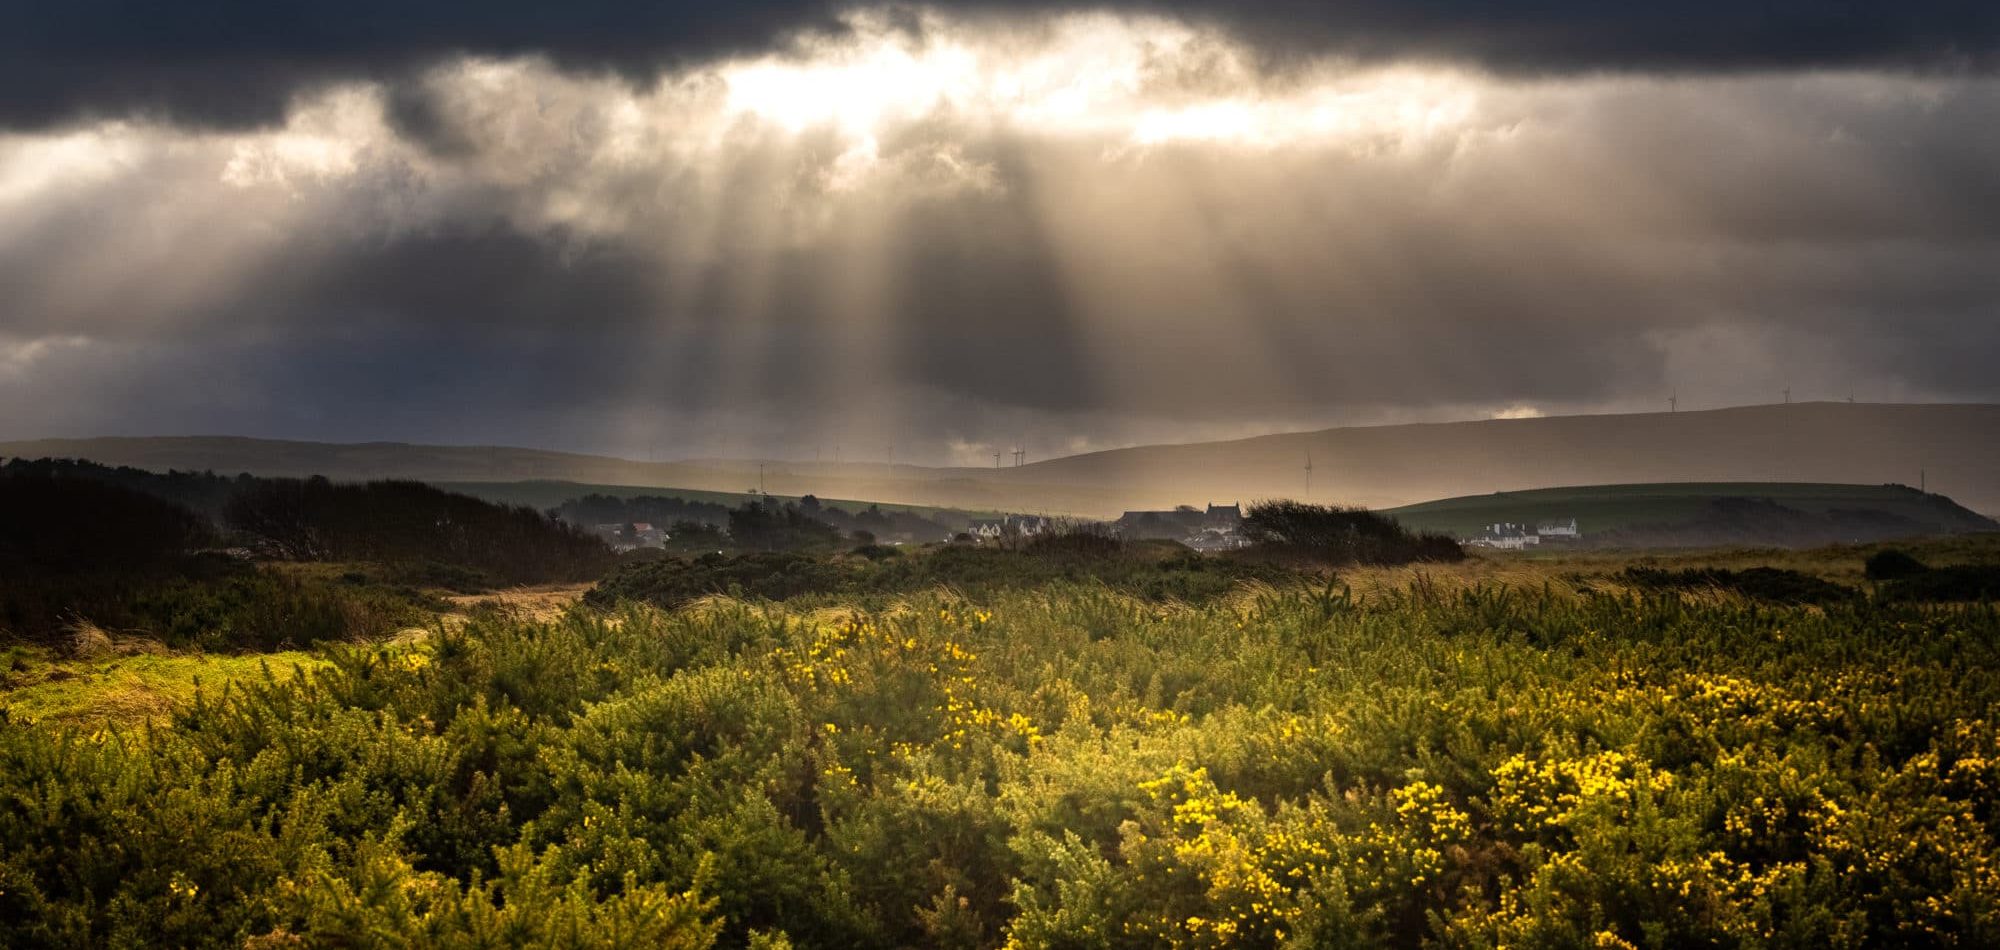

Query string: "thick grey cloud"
[[2, 16, 1998, 462], [3, 1, 1996, 130]]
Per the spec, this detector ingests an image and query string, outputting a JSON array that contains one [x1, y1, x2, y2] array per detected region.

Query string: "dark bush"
[[1620, 566, 1856, 606], [1240, 500, 1464, 566], [586, 544, 1308, 611], [584, 552, 855, 609], [1865, 548, 1930, 581], [664, 520, 729, 553], [1023, 522, 1123, 559], [1880, 565, 2000, 603]]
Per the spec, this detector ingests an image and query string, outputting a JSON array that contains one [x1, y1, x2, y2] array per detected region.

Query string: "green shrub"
[[1, 563, 433, 650], [6, 581, 2000, 946]]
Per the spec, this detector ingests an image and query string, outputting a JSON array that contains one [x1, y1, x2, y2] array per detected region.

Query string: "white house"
[[1466, 522, 1541, 549], [966, 514, 1056, 541], [1537, 518, 1580, 538]]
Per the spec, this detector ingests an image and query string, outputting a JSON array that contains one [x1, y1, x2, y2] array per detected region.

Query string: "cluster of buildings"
[[589, 505, 1584, 556], [591, 522, 665, 550], [1112, 503, 1249, 551], [1462, 518, 1581, 550], [963, 514, 1058, 540]]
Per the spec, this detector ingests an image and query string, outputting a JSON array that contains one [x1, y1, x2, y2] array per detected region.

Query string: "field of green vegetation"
[[5, 525, 2000, 947], [1385, 482, 1994, 542]]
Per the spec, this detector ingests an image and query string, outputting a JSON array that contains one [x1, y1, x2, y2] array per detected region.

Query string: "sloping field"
[[1385, 481, 1995, 542]]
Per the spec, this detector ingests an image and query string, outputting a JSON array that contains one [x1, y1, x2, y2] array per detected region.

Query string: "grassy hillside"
[[10, 402, 2000, 516], [1000, 402, 2000, 516], [1385, 482, 1996, 538]]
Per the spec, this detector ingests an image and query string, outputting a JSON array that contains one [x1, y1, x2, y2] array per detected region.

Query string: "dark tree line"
[[553, 491, 958, 545], [224, 478, 614, 582], [1, 458, 615, 584], [0, 457, 243, 521], [725, 499, 844, 552], [0, 475, 214, 575], [554, 493, 732, 530]]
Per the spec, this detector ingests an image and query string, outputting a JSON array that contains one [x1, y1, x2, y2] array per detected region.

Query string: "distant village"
[[580, 493, 1581, 553], [1460, 518, 1581, 549], [1110, 503, 1251, 551]]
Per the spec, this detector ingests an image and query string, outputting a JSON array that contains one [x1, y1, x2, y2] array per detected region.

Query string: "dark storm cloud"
[[4, 14, 2000, 460], [4, 1, 1997, 129]]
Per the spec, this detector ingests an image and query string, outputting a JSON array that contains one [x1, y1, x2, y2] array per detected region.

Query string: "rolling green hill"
[[8, 403, 2000, 517], [1385, 482, 1996, 546]]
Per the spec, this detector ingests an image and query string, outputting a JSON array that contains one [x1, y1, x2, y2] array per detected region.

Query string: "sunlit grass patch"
[[0, 644, 329, 725]]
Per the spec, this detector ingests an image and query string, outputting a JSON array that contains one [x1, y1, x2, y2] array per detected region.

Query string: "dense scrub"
[[1618, 566, 1858, 606], [584, 543, 1301, 611], [1863, 548, 2000, 603], [1241, 501, 1464, 566], [4, 582, 1998, 947], [1, 476, 436, 647], [0, 563, 436, 651], [556, 492, 960, 545], [225, 477, 614, 583]]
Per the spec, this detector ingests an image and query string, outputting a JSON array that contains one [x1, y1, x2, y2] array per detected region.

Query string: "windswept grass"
[[0, 644, 328, 725]]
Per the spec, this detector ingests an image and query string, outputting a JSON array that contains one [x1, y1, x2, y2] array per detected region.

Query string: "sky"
[[3, 2, 1997, 465]]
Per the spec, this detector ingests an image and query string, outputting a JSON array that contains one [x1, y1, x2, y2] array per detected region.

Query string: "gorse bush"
[[584, 544, 1303, 611], [1240, 501, 1464, 566], [1619, 565, 1858, 606], [4, 582, 1998, 947], [0, 562, 436, 650]]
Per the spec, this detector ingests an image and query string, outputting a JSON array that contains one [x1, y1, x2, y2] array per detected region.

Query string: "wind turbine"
[[1303, 449, 1313, 501]]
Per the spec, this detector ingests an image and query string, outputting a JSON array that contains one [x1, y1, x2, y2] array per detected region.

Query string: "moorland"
[[3, 459, 1998, 947]]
